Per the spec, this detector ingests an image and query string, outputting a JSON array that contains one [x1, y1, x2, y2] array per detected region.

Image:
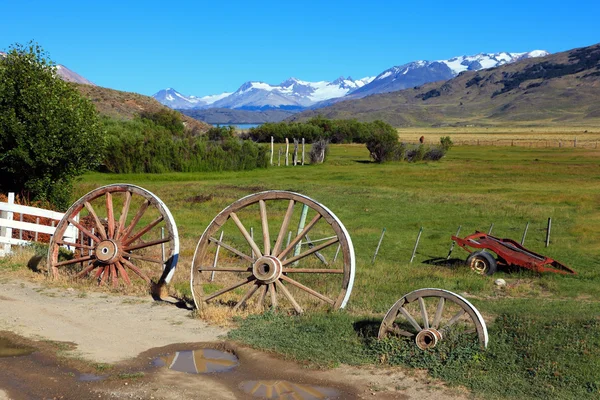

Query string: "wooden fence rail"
[[0, 193, 78, 256]]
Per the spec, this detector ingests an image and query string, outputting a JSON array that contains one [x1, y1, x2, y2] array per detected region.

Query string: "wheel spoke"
[[418, 297, 429, 329], [55, 240, 94, 250], [442, 309, 466, 330], [276, 214, 321, 259], [268, 283, 277, 309], [109, 264, 118, 287], [281, 237, 339, 266], [209, 236, 254, 263], [229, 212, 263, 258], [272, 199, 295, 256], [196, 266, 252, 273], [123, 199, 150, 239], [100, 265, 110, 285], [204, 276, 256, 302], [399, 306, 422, 332], [233, 282, 261, 311], [84, 201, 108, 240], [256, 284, 268, 311], [53, 255, 94, 268], [123, 216, 164, 246], [259, 200, 271, 256], [279, 275, 335, 305], [432, 297, 445, 329], [388, 324, 415, 337], [115, 260, 132, 285], [281, 268, 343, 274], [68, 218, 101, 244], [275, 280, 303, 313], [116, 191, 132, 239], [124, 237, 170, 252], [122, 252, 165, 264], [106, 192, 115, 239], [76, 262, 99, 279], [120, 257, 151, 283]]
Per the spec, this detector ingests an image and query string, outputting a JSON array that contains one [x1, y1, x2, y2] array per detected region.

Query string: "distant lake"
[[212, 123, 261, 130]]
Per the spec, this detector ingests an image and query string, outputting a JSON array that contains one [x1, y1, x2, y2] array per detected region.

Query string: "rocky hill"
[[289, 43, 600, 127]]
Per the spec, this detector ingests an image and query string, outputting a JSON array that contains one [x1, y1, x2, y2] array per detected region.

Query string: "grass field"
[[2, 138, 599, 398]]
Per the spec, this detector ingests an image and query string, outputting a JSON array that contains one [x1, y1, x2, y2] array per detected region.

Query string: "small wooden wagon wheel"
[[47, 184, 179, 291], [378, 288, 488, 349], [190, 191, 355, 313]]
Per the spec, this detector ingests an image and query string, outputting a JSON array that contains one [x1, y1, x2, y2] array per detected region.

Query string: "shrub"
[[365, 121, 403, 163], [0, 42, 104, 209], [309, 140, 329, 164]]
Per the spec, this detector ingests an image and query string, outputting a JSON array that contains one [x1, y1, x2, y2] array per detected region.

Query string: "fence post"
[[410, 227, 423, 263], [447, 225, 462, 260], [285, 138, 289, 166], [371, 228, 386, 265], [545, 218, 552, 247], [278, 148, 281, 166], [270, 136, 274, 166], [302, 138, 305, 166], [0, 193, 15, 255], [488, 223, 494, 235], [210, 231, 224, 282], [293, 138, 299, 166]]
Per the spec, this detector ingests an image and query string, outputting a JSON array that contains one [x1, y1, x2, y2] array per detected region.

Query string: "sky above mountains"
[[2, 0, 598, 97]]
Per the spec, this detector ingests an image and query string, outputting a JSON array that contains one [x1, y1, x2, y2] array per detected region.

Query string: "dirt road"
[[0, 279, 467, 400]]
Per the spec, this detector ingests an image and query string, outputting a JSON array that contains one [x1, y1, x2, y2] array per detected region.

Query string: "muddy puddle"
[[0, 335, 352, 399]]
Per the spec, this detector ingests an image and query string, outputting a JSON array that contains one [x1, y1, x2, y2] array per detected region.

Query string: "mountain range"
[[154, 50, 549, 123], [0, 51, 95, 85], [289, 43, 600, 127]]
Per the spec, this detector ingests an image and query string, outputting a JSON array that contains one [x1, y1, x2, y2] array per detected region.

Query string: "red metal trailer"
[[451, 231, 576, 275]]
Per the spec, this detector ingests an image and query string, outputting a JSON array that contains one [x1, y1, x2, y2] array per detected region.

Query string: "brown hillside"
[[74, 84, 211, 133], [290, 43, 600, 127]]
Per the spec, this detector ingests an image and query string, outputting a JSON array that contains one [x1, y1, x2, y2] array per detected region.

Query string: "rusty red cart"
[[452, 231, 576, 275]]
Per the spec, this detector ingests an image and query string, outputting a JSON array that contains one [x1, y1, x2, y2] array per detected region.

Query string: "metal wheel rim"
[[190, 190, 355, 313], [378, 288, 488, 349], [47, 184, 179, 287], [470, 257, 489, 274]]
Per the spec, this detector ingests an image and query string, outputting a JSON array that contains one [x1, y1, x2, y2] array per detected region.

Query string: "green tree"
[[365, 120, 403, 163], [0, 42, 104, 209]]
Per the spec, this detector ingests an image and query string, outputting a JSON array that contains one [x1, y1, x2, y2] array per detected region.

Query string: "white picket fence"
[[0, 193, 78, 256]]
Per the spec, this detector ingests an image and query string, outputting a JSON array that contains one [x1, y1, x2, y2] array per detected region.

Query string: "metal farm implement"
[[452, 231, 576, 276]]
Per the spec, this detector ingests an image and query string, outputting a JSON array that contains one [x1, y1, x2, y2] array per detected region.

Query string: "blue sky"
[[2, 0, 598, 97]]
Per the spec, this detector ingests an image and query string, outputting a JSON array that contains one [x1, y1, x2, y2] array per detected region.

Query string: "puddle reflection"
[[0, 338, 34, 358], [153, 349, 239, 374], [240, 380, 340, 399]]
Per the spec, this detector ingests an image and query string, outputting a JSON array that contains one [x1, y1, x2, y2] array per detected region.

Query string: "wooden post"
[[210, 231, 224, 282], [410, 227, 423, 263], [19, 213, 23, 241], [302, 138, 305, 166], [1, 193, 15, 255], [293, 138, 299, 166], [488, 223, 494, 235], [446, 225, 462, 260], [305, 235, 328, 265], [278, 148, 281, 166], [545, 218, 552, 247], [371, 228, 386, 264], [34, 217, 40, 242], [520, 222, 529, 245], [270, 136, 274, 166], [285, 138, 289, 166], [293, 204, 309, 263]]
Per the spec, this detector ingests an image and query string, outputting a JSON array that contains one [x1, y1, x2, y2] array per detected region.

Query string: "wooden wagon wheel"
[[378, 288, 488, 349], [190, 191, 355, 313], [47, 184, 179, 291]]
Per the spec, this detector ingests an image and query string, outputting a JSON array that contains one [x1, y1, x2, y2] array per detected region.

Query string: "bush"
[[365, 121, 403, 163], [309, 140, 329, 164], [0, 42, 104, 209]]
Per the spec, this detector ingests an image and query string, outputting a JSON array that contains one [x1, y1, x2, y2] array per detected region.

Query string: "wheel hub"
[[415, 328, 443, 350], [95, 239, 120, 264], [252, 256, 282, 284]]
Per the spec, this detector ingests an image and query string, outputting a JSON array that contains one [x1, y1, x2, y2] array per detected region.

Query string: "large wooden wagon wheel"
[[190, 191, 355, 313], [47, 184, 179, 292], [378, 288, 488, 349]]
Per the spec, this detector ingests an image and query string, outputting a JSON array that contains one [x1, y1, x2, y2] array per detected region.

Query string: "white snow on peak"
[[166, 94, 174, 101], [200, 92, 232, 105]]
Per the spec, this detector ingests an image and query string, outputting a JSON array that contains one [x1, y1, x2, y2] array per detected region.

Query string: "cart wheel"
[[467, 251, 497, 275], [378, 288, 488, 349], [190, 191, 355, 314], [47, 184, 179, 290]]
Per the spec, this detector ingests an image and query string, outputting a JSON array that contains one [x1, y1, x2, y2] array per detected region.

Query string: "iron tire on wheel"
[[466, 251, 497, 276]]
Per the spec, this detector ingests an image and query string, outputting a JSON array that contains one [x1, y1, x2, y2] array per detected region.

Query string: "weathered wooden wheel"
[[190, 191, 355, 313], [47, 184, 179, 291], [378, 288, 488, 349]]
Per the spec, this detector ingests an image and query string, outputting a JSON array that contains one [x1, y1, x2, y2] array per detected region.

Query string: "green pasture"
[[72, 143, 599, 398]]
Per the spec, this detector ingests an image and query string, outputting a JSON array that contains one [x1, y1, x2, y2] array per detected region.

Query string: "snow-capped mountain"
[[152, 88, 231, 110], [155, 76, 374, 110], [0, 51, 95, 85], [350, 50, 550, 98]]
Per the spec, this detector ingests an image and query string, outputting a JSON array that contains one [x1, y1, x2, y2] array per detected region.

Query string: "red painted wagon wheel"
[[190, 191, 355, 314], [378, 288, 488, 349], [47, 184, 179, 290]]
